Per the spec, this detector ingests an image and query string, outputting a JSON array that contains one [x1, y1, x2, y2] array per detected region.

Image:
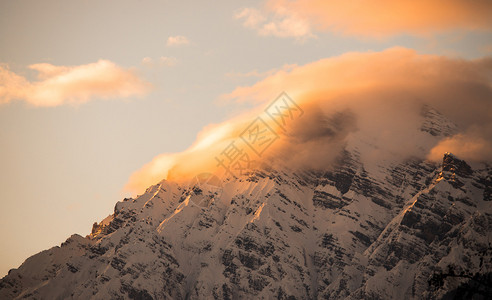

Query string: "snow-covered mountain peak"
[[1, 103, 490, 299]]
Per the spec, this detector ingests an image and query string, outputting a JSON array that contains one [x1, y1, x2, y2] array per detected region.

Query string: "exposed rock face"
[[1, 107, 491, 299], [420, 105, 458, 137], [326, 154, 492, 300]]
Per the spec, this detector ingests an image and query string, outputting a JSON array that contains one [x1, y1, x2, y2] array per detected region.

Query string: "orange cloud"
[[238, 0, 492, 38], [428, 131, 492, 162], [224, 47, 492, 103], [124, 118, 264, 193], [224, 64, 297, 81], [126, 47, 492, 194], [0, 60, 150, 107]]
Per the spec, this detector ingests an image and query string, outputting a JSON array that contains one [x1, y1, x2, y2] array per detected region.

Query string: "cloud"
[[124, 122, 243, 193], [235, 8, 266, 29], [235, 7, 315, 39], [0, 60, 150, 107], [142, 56, 178, 67], [142, 57, 153, 65], [225, 64, 296, 79], [166, 35, 190, 47], [238, 0, 492, 38], [125, 47, 492, 194], [428, 130, 492, 162], [159, 56, 178, 66]]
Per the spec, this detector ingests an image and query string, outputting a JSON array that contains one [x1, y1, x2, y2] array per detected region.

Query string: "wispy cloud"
[[166, 35, 190, 47], [225, 64, 296, 79], [125, 48, 492, 193], [235, 7, 315, 40], [142, 56, 178, 67], [238, 0, 492, 38], [235, 8, 266, 29], [0, 60, 150, 107], [159, 56, 178, 66], [142, 57, 153, 65]]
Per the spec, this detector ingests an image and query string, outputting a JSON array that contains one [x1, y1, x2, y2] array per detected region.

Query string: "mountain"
[[1, 107, 491, 300]]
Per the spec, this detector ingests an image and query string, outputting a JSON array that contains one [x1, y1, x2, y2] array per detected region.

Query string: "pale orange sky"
[[1, 0, 491, 277]]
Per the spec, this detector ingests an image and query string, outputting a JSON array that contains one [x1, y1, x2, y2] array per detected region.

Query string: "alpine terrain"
[[1, 106, 491, 300]]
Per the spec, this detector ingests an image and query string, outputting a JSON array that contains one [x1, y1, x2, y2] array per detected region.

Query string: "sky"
[[1, 0, 492, 277]]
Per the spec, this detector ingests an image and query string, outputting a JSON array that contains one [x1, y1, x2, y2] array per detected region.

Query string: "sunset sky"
[[1, 0, 492, 277]]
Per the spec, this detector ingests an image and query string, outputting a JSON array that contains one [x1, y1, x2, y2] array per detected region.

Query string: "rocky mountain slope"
[[1, 108, 491, 300]]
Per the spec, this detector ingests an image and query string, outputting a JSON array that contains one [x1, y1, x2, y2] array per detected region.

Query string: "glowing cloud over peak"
[[125, 47, 492, 194]]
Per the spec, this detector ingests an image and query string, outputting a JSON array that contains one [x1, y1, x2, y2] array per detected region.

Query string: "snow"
[[1, 105, 490, 299]]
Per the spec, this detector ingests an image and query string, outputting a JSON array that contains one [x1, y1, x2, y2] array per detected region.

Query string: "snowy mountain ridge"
[[1, 107, 491, 300]]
